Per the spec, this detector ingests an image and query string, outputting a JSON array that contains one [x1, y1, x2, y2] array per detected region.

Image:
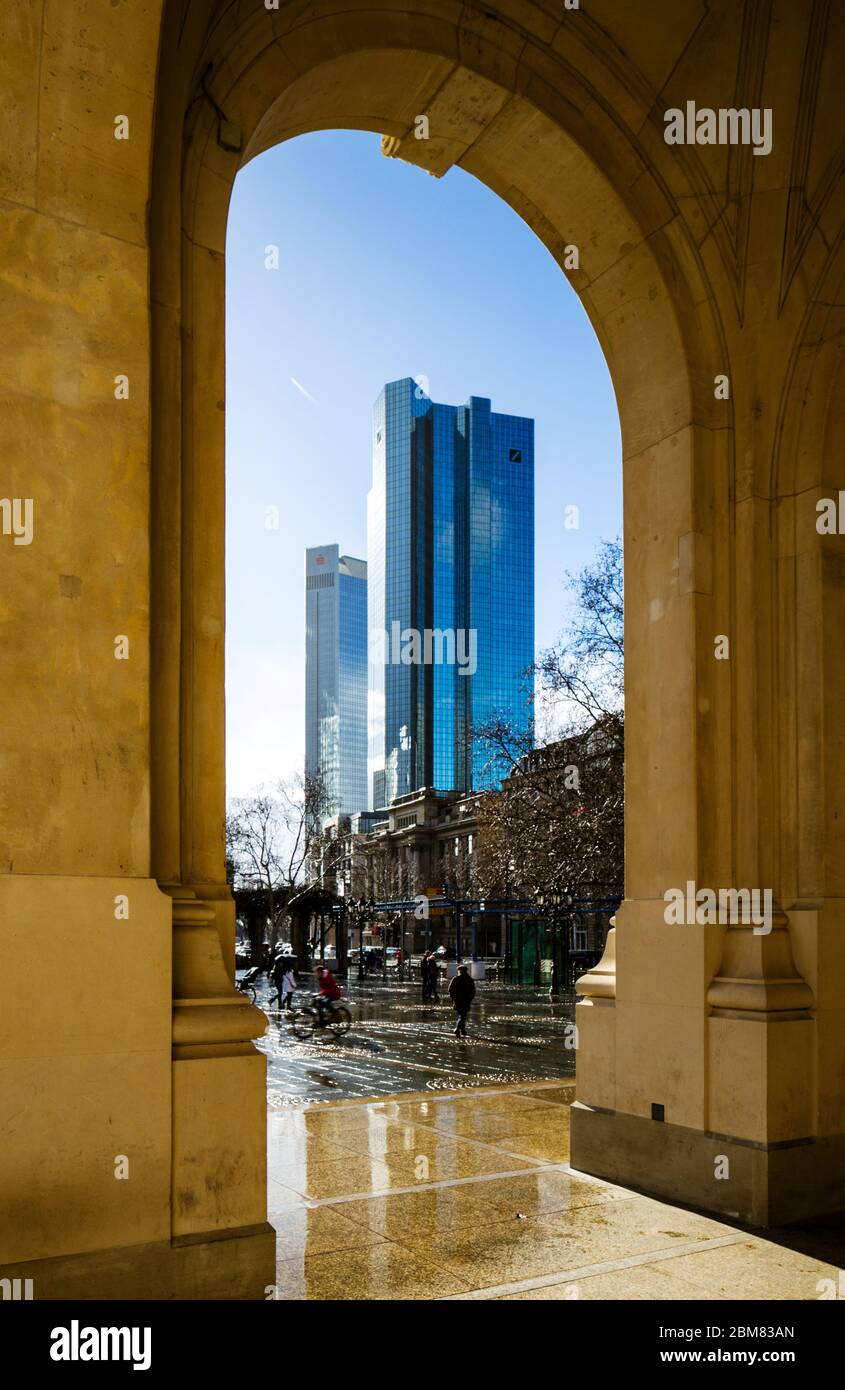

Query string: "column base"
[[570, 1102, 845, 1227], [0, 1223, 276, 1300]]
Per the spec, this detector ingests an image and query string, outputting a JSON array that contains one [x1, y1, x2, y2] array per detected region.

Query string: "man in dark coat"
[[420, 951, 432, 1001], [448, 965, 476, 1038]]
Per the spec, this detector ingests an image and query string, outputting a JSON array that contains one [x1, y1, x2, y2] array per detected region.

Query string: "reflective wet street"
[[254, 977, 577, 1106], [259, 979, 845, 1300], [267, 1084, 844, 1300]]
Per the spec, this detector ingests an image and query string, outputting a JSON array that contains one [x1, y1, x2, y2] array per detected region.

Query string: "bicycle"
[[236, 966, 261, 1002], [288, 994, 352, 1041]]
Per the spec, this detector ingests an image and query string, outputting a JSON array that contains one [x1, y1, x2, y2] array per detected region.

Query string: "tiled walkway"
[[267, 1082, 844, 1300]]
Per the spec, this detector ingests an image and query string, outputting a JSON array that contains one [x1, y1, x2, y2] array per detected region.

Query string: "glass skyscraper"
[[368, 378, 534, 807], [305, 545, 368, 820]]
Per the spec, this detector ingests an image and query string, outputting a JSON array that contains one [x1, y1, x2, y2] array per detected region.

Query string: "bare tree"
[[364, 835, 402, 902], [227, 770, 330, 955], [536, 537, 623, 726], [474, 538, 624, 899]]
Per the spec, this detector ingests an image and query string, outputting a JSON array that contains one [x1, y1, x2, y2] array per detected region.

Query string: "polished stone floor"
[[266, 1082, 845, 1301], [253, 976, 578, 1106]]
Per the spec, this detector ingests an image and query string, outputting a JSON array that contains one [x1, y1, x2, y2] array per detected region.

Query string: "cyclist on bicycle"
[[313, 964, 342, 1026]]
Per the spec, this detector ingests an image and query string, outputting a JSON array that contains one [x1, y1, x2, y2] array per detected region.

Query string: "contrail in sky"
[[290, 376, 317, 403]]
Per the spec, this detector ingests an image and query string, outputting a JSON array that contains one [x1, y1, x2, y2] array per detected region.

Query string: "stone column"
[[707, 909, 814, 1149], [573, 917, 617, 1113], [163, 885, 268, 1238]]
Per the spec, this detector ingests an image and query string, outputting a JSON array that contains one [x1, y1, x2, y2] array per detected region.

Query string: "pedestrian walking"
[[279, 961, 296, 1012], [270, 950, 288, 1008], [429, 953, 439, 1001], [420, 950, 432, 1001], [449, 964, 475, 1038]]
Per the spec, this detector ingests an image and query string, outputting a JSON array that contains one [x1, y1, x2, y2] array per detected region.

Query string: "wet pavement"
[[249, 976, 578, 1107], [250, 975, 845, 1301], [267, 1084, 845, 1300]]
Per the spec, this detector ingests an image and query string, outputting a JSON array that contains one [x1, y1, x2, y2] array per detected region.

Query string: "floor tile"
[[511, 1085, 576, 1105], [270, 1204, 386, 1259], [657, 1239, 842, 1301], [324, 1120, 538, 1177], [266, 1177, 309, 1212], [272, 1241, 471, 1300], [500, 1264, 716, 1300], [337, 1184, 532, 1240], [265, 1083, 843, 1302], [271, 1155, 397, 1200]]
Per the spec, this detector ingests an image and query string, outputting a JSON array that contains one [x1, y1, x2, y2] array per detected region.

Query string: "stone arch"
[[149, 1, 737, 1235], [151, 5, 733, 913], [145, 0, 843, 1231]]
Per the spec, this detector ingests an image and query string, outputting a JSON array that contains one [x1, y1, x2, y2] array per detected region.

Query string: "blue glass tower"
[[305, 545, 368, 819], [368, 378, 534, 806]]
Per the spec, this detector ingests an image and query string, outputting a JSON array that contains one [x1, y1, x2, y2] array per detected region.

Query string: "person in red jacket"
[[314, 964, 341, 1026]]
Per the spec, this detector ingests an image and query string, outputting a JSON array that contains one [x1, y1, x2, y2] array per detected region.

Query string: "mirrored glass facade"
[[368, 378, 534, 805], [305, 544, 368, 820]]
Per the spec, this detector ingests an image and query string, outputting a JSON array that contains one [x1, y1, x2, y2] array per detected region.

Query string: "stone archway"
[[2, 0, 843, 1289], [148, 0, 845, 1233], [150, 0, 733, 1237]]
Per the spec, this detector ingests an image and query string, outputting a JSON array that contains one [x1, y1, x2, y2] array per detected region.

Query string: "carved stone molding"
[[779, 0, 837, 312], [161, 883, 267, 1058], [707, 907, 814, 1021], [575, 915, 617, 999]]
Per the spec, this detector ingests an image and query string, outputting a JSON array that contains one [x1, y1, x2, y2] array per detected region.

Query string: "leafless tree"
[[474, 538, 624, 900], [227, 770, 330, 952]]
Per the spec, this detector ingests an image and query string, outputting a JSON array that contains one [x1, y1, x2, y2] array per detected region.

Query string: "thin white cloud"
[[290, 376, 317, 403]]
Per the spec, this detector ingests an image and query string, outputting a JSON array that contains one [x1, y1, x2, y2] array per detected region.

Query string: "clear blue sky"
[[225, 130, 621, 796]]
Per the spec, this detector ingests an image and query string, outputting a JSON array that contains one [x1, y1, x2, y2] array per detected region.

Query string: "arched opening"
[[152, 2, 806, 1236], [222, 123, 624, 1078], [152, 21, 727, 898]]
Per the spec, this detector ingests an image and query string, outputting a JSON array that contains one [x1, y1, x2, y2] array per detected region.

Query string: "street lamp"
[[364, 898, 376, 979], [348, 898, 367, 982], [534, 889, 545, 990], [548, 890, 562, 999], [535, 888, 562, 999]]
